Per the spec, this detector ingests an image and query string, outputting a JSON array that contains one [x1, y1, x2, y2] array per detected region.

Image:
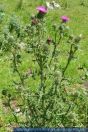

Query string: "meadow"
[[0, 0, 88, 131]]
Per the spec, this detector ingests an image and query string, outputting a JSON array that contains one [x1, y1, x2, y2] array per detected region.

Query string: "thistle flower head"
[[61, 16, 69, 23], [37, 6, 48, 14]]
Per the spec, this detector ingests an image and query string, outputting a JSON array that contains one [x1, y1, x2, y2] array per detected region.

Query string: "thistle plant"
[[1, 5, 88, 128]]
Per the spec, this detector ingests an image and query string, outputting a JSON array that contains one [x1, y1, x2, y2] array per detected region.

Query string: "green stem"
[[62, 44, 73, 78], [49, 31, 62, 66], [12, 51, 29, 124], [8, 98, 18, 124], [12, 52, 24, 87]]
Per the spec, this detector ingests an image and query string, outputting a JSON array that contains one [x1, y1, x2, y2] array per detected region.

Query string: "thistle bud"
[[74, 34, 82, 43], [47, 37, 52, 44]]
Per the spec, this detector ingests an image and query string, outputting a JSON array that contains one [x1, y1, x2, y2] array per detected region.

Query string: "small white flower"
[[46, 1, 61, 10]]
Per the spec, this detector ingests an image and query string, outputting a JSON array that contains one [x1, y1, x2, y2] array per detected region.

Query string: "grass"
[[0, 0, 88, 131]]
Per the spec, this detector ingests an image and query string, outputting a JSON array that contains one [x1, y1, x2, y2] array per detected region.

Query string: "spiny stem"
[[12, 52, 25, 87], [49, 31, 62, 66], [8, 98, 18, 124]]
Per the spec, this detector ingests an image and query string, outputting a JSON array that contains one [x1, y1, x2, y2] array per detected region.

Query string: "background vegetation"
[[0, 0, 88, 131]]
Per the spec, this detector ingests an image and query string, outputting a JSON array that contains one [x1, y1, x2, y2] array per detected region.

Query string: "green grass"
[[0, 0, 88, 131]]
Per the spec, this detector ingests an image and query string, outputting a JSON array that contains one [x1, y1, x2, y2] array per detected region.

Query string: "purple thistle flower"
[[37, 6, 48, 14], [61, 16, 69, 23]]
